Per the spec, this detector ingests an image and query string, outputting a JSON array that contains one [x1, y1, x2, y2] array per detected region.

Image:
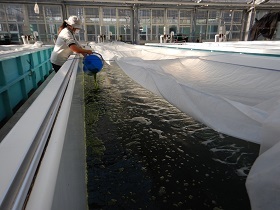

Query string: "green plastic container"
[[0, 46, 54, 125]]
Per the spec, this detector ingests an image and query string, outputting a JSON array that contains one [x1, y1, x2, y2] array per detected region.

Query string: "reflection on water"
[[84, 62, 259, 210]]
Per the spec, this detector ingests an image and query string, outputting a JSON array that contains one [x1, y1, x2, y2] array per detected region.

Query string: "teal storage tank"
[[0, 46, 54, 126]]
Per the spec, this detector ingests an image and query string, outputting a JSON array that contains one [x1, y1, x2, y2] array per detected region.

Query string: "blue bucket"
[[83, 52, 104, 74]]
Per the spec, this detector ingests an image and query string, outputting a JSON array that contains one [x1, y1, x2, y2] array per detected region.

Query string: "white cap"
[[65, 16, 82, 29]]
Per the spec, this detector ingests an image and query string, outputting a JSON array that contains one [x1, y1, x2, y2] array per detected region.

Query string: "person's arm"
[[69, 44, 92, 55]]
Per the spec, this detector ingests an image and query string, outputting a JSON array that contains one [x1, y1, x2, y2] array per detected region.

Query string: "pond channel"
[[84, 62, 259, 210]]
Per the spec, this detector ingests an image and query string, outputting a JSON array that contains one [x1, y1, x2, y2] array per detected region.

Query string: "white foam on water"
[[150, 128, 166, 139], [129, 116, 152, 125], [236, 166, 251, 177]]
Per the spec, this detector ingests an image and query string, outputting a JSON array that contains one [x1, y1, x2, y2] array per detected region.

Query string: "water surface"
[[84, 63, 259, 210]]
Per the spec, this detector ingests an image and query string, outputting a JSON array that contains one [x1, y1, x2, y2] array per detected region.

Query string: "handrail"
[[25, 54, 80, 210], [0, 54, 79, 209]]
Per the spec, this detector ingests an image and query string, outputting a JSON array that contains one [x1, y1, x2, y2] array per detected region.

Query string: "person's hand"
[[81, 50, 93, 57], [86, 50, 93, 55]]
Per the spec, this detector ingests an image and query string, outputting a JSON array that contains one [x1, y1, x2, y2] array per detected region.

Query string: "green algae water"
[[84, 62, 259, 210]]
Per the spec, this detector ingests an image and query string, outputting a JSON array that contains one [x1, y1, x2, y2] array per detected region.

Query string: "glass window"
[[139, 9, 150, 18], [9, 24, 18, 32], [118, 9, 131, 25], [118, 8, 131, 41], [179, 10, 192, 24], [233, 11, 243, 23], [139, 9, 151, 25], [196, 10, 208, 24], [232, 24, 242, 31], [167, 9, 178, 24], [231, 32, 240, 40], [125, 35, 131, 41], [103, 8, 116, 17], [208, 10, 220, 24], [119, 25, 126, 34], [195, 25, 206, 36], [85, 7, 98, 16], [179, 26, 190, 35], [10, 33, 19, 41], [139, 24, 151, 41], [39, 34, 47, 42], [139, 34, 147, 41], [152, 9, 164, 24], [28, 4, 44, 22], [46, 23, 57, 34], [109, 25, 116, 34], [45, 6, 62, 23], [0, 5, 6, 20], [68, 6, 84, 20], [207, 24, 218, 33], [221, 11, 232, 24], [103, 8, 116, 24], [0, 23, 8, 32], [225, 24, 231, 31], [119, 24, 130, 41], [6, 4, 24, 22], [38, 24, 46, 34], [18, 24, 23, 35], [30, 24, 38, 33], [158, 25, 164, 35], [85, 7, 99, 23], [87, 34, 96, 42], [121, 25, 131, 34], [78, 31, 85, 41], [208, 33, 216, 40], [152, 25, 164, 40], [168, 25, 177, 34], [96, 25, 101, 35], [87, 25, 96, 34]]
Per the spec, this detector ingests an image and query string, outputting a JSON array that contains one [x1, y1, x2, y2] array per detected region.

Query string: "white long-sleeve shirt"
[[50, 27, 80, 66]]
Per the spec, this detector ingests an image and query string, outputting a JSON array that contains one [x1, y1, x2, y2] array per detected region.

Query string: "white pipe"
[[65, 0, 255, 7], [0, 54, 77, 209], [170, 31, 174, 43], [21, 36, 28, 44], [160, 35, 164, 43], [25, 56, 79, 209], [215, 34, 219, 42]]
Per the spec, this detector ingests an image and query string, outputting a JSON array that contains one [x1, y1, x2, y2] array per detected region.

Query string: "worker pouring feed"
[[50, 15, 93, 72]]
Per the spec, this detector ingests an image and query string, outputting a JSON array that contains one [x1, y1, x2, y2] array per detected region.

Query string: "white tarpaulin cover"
[[91, 41, 280, 210]]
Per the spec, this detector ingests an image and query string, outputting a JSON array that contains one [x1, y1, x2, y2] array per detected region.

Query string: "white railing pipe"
[[0, 54, 78, 209], [25, 56, 79, 209]]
